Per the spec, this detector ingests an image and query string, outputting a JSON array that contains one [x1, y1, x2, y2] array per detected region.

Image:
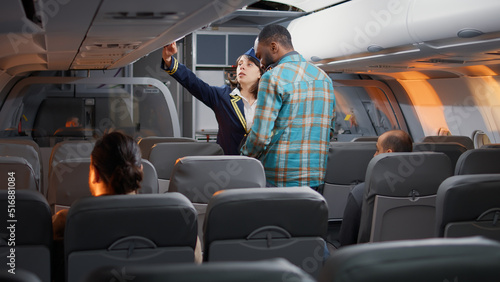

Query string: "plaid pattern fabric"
[[241, 52, 336, 187]]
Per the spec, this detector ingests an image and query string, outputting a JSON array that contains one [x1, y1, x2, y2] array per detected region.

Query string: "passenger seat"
[[0, 139, 42, 193], [137, 136, 196, 159], [454, 148, 500, 175], [436, 174, 500, 241], [319, 237, 500, 282], [357, 152, 452, 243], [323, 142, 376, 221], [204, 187, 328, 278], [413, 142, 467, 172], [421, 135, 474, 150], [0, 190, 52, 282], [65, 193, 198, 282], [169, 155, 266, 249], [148, 142, 224, 193]]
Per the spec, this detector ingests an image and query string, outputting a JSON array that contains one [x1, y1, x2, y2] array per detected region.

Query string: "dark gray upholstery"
[[149, 142, 223, 180], [481, 143, 500, 148], [421, 135, 474, 150], [0, 139, 42, 191], [0, 156, 39, 193], [48, 140, 95, 177], [169, 155, 266, 247], [358, 152, 452, 243], [65, 193, 197, 282], [319, 237, 500, 282], [413, 142, 467, 172], [138, 136, 196, 159], [455, 148, 500, 175], [351, 136, 378, 142], [0, 190, 52, 282], [139, 159, 159, 194], [86, 258, 315, 282], [323, 142, 376, 220], [149, 142, 224, 193], [436, 174, 500, 240], [169, 156, 266, 203], [48, 158, 159, 211], [0, 270, 43, 282], [48, 158, 90, 212], [204, 187, 328, 277]]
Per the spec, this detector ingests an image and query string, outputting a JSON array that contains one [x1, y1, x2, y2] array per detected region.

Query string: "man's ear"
[[385, 148, 394, 153], [270, 42, 279, 54]]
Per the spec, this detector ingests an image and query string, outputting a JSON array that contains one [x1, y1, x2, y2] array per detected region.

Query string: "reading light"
[[457, 28, 484, 38]]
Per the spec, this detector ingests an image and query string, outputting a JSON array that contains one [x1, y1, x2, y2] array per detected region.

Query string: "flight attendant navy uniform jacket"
[[161, 56, 248, 155]]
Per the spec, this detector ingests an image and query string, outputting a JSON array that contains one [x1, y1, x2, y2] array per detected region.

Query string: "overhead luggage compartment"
[[287, 0, 500, 67]]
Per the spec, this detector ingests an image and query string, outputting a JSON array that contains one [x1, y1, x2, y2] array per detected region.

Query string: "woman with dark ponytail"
[[52, 132, 145, 281], [53, 132, 144, 236], [89, 131, 143, 196]]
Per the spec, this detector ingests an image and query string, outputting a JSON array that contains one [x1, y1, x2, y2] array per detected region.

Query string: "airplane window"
[[332, 86, 400, 141]]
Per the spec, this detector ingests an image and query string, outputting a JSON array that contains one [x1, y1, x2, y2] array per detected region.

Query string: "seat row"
[[2, 184, 500, 282], [323, 141, 500, 222], [0, 187, 328, 281]]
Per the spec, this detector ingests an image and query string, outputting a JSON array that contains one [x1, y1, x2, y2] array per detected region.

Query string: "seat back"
[[0, 156, 39, 193], [351, 136, 378, 142], [48, 158, 159, 211], [481, 143, 500, 148], [323, 142, 376, 220], [413, 142, 467, 172], [0, 269, 43, 282], [319, 237, 500, 282], [138, 136, 196, 159], [139, 159, 159, 194], [0, 190, 52, 282], [421, 135, 474, 150], [358, 152, 452, 243], [48, 158, 91, 212], [48, 140, 95, 177], [204, 187, 328, 277], [455, 148, 500, 175], [169, 156, 266, 203], [436, 174, 500, 241], [88, 258, 315, 282], [169, 155, 266, 247], [0, 140, 42, 192], [149, 142, 223, 193], [65, 193, 197, 282]]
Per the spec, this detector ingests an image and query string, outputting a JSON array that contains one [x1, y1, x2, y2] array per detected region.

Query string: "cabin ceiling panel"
[[263, 0, 345, 12], [0, 0, 39, 33]]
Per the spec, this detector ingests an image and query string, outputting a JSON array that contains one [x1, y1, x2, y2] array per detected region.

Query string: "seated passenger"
[[52, 132, 202, 266], [52, 131, 143, 238], [65, 116, 80, 128], [338, 130, 413, 246]]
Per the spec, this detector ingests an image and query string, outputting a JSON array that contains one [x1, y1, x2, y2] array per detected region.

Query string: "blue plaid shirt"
[[241, 52, 335, 187]]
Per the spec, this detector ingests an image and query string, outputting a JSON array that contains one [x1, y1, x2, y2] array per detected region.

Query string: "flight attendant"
[[161, 42, 263, 155]]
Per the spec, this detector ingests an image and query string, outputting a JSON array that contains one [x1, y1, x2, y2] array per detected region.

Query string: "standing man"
[[241, 24, 336, 188]]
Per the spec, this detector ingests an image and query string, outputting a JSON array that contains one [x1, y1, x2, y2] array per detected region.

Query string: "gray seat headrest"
[[65, 193, 198, 256], [436, 174, 500, 237], [169, 156, 266, 203], [455, 148, 500, 175], [204, 187, 328, 245], [365, 152, 452, 197], [325, 142, 376, 185]]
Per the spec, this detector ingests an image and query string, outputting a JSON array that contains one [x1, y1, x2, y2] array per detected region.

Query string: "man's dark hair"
[[381, 130, 413, 152], [258, 24, 293, 49]]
